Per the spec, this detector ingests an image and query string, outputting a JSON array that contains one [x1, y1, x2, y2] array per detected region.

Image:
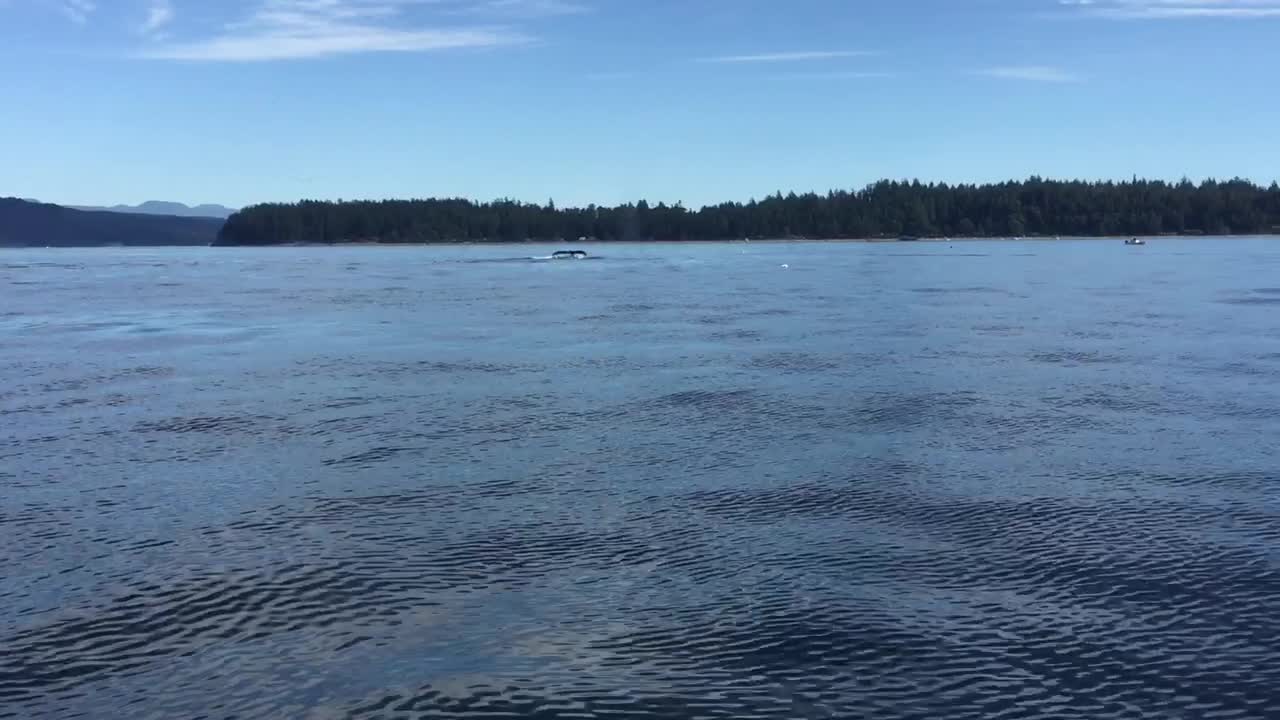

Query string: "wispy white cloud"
[[698, 50, 876, 64], [774, 70, 897, 80], [139, 0, 534, 61], [1059, 0, 1280, 19], [978, 65, 1082, 82], [140, 0, 173, 35], [451, 0, 587, 17], [59, 0, 95, 24]]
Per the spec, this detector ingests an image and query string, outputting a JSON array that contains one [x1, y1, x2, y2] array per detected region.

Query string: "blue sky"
[[2, 0, 1278, 209]]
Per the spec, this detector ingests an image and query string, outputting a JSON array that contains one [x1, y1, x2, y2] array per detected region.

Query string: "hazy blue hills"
[[1, 198, 222, 247], [69, 201, 236, 219]]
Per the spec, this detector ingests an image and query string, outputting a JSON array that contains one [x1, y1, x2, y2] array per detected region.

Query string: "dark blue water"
[[3, 240, 1279, 720]]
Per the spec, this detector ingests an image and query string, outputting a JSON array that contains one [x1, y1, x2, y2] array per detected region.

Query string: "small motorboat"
[[1124, 237, 1146, 246], [552, 250, 588, 260]]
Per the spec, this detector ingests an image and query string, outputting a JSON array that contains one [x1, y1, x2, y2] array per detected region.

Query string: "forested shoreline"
[[216, 178, 1280, 246]]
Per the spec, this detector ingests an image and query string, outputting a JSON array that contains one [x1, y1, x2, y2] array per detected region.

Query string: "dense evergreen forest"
[[216, 178, 1280, 245]]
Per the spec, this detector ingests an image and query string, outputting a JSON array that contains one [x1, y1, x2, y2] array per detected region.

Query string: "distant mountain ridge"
[[1, 198, 221, 247], [69, 200, 236, 219]]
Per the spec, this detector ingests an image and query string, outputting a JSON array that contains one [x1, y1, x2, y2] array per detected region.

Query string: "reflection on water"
[[2, 241, 1280, 719]]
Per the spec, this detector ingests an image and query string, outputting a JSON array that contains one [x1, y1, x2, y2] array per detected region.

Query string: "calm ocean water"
[[3, 240, 1280, 719]]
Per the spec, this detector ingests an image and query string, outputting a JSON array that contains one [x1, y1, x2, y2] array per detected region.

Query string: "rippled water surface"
[[4, 240, 1280, 719]]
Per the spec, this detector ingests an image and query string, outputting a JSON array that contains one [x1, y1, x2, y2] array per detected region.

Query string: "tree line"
[[215, 177, 1280, 245]]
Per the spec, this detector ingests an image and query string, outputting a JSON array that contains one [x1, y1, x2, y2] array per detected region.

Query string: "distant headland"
[[216, 178, 1280, 246], [0, 198, 221, 248]]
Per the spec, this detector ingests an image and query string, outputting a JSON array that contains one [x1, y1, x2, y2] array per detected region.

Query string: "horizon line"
[[221, 174, 1280, 213], [18, 174, 1280, 214]]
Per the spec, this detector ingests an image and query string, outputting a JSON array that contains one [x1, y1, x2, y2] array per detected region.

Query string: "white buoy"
[[780, 264, 789, 269]]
